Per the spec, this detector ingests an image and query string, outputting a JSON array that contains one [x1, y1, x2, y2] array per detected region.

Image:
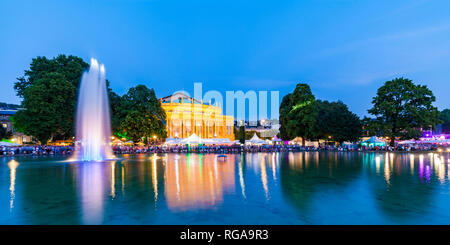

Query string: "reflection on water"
[[1, 152, 450, 224], [164, 154, 235, 211], [78, 162, 105, 225], [8, 160, 18, 212]]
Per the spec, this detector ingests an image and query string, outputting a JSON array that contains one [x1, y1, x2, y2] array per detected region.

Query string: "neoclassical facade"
[[160, 93, 235, 140]]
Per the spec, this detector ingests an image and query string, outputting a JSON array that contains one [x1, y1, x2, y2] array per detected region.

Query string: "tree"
[[0, 126, 12, 140], [12, 72, 79, 144], [106, 79, 123, 134], [118, 85, 167, 143], [12, 55, 88, 144], [245, 130, 261, 140], [120, 111, 166, 143], [238, 125, 246, 144], [279, 83, 318, 146], [367, 77, 440, 146], [314, 100, 362, 144], [439, 109, 450, 133]]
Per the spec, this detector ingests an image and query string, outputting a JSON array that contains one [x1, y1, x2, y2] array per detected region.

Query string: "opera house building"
[[160, 93, 235, 141]]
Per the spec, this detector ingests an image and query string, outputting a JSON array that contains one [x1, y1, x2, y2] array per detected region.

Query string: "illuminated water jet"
[[73, 58, 113, 161]]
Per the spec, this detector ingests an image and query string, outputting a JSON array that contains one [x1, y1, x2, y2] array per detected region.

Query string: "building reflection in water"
[[164, 154, 235, 211], [238, 154, 246, 199], [110, 162, 115, 199], [8, 159, 19, 212], [260, 156, 269, 200]]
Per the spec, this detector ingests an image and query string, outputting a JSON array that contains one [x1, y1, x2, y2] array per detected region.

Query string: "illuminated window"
[[2, 123, 7, 128]]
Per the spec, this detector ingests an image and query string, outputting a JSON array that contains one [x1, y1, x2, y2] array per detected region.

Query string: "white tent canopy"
[[398, 140, 417, 145], [423, 139, 450, 144], [0, 142, 21, 146], [362, 136, 385, 145], [203, 138, 232, 144], [246, 133, 266, 145], [165, 133, 235, 145], [164, 137, 183, 145], [272, 135, 282, 142], [180, 133, 203, 144]]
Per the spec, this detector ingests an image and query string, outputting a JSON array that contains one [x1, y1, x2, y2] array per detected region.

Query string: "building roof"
[[160, 92, 203, 104]]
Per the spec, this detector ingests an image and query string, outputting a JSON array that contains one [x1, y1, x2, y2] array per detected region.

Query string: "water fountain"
[[74, 58, 114, 161]]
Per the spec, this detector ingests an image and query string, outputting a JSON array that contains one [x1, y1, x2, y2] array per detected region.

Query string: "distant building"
[[0, 110, 16, 133], [236, 119, 280, 138], [0, 109, 33, 144], [160, 93, 235, 140]]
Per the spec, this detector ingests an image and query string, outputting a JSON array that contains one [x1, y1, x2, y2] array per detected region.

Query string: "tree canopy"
[[367, 77, 440, 146], [115, 85, 167, 143], [279, 83, 318, 146], [440, 109, 450, 134], [314, 100, 362, 144], [12, 55, 88, 144]]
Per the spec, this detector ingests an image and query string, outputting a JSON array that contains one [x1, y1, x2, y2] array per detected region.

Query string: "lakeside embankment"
[[1, 144, 448, 157]]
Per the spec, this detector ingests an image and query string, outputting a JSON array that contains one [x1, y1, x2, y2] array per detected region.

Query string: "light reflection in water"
[[164, 154, 235, 211], [239, 154, 246, 199], [271, 153, 277, 182], [80, 162, 104, 224], [260, 156, 269, 200], [152, 154, 158, 202], [8, 159, 19, 212], [419, 154, 424, 180], [2, 152, 450, 224], [110, 162, 115, 199], [384, 153, 391, 185], [375, 156, 381, 174]]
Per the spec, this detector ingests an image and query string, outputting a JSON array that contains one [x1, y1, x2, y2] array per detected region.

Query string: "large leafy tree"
[[238, 125, 245, 144], [0, 126, 12, 140], [117, 85, 167, 143], [367, 77, 440, 146], [12, 55, 89, 144], [120, 111, 166, 143], [314, 100, 362, 144], [439, 109, 450, 133], [279, 83, 317, 146], [106, 79, 123, 134]]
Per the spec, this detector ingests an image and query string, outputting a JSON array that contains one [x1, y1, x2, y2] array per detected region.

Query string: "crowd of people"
[[0, 143, 446, 157], [0, 145, 73, 156]]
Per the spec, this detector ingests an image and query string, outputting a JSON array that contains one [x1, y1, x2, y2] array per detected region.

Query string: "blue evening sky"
[[0, 0, 449, 118]]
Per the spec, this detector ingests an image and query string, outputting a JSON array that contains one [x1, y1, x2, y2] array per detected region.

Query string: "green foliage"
[[245, 130, 261, 140], [12, 55, 88, 144], [106, 79, 123, 134], [238, 125, 246, 144], [314, 100, 362, 144], [440, 109, 450, 133], [367, 77, 441, 146], [0, 126, 12, 140], [279, 83, 317, 146], [117, 85, 167, 143], [120, 111, 166, 143]]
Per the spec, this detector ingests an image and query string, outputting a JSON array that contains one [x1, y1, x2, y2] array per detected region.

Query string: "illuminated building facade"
[[160, 93, 235, 140]]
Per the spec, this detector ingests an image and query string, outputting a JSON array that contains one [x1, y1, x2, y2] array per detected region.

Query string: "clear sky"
[[0, 0, 449, 118]]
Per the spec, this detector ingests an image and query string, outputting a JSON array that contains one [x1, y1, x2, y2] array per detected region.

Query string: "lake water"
[[1, 152, 450, 224]]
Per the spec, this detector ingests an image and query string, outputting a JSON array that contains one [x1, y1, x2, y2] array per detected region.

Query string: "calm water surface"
[[1, 152, 450, 224]]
